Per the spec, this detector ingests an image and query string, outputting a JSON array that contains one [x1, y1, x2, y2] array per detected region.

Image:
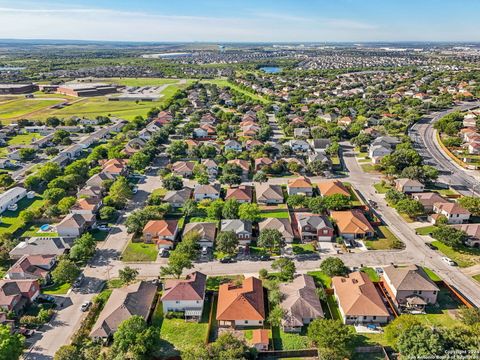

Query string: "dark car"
[[36, 294, 55, 303], [259, 255, 271, 261], [219, 257, 236, 263], [425, 243, 437, 250], [17, 328, 34, 337]]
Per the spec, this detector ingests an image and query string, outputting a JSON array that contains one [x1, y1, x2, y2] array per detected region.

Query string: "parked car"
[[159, 249, 170, 258], [37, 294, 55, 303], [259, 255, 271, 261], [425, 242, 437, 250], [219, 257, 236, 263], [132, 186, 139, 194], [374, 267, 384, 275], [17, 327, 34, 337], [73, 274, 84, 288], [97, 224, 111, 231], [80, 301, 92, 312], [442, 257, 456, 266]]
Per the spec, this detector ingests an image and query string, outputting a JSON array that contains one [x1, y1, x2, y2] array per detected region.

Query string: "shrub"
[[165, 311, 184, 319]]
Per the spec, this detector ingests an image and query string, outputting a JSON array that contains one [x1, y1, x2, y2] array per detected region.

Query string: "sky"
[[0, 0, 479, 43]]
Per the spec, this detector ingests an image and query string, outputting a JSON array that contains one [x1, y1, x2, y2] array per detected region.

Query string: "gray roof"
[[220, 219, 252, 234], [383, 265, 439, 292], [310, 138, 331, 150], [255, 183, 283, 201], [183, 222, 217, 242], [280, 275, 324, 327], [296, 213, 332, 230], [90, 281, 157, 338], [259, 218, 294, 239], [163, 188, 192, 203], [308, 152, 329, 163], [9, 237, 73, 258]]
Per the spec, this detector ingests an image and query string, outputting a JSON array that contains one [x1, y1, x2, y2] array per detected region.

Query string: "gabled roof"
[[183, 222, 217, 242], [194, 184, 220, 195], [7, 255, 55, 279], [163, 188, 192, 203], [330, 210, 374, 235], [383, 265, 439, 292], [226, 185, 252, 202], [90, 281, 157, 338], [296, 212, 333, 230], [280, 275, 324, 327], [162, 272, 206, 302], [221, 219, 252, 234], [318, 181, 350, 197], [259, 218, 294, 239], [57, 213, 86, 229], [434, 202, 471, 215], [216, 277, 265, 321], [288, 176, 312, 189], [255, 183, 283, 201], [143, 220, 178, 236], [332, 272, 389, 317]]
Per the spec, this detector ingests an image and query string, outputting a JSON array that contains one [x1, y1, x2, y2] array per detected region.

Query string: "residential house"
[[254, 157, 273, 172], [161, 271, 207, 319], [0, 279, 40, 313], [224, 139, 242, 152], [172, 161, 195, 178], [227, 159, 250, 177], [279, 275, 324, 332], [100, 158, 128, 177], [183, 222, 217, 248], [56, 213, 87, 238], [216, 277, 265, 328], [64, 144, 83, 159], [318, 180, 350, 198], [259, 218, 294, 243], [193, 184, 220, 201], [337, 116, 353, 127], [369, 145, 392, 164], [220, 220, 253, 245], [90, 281, 157, 339], [163, 188, 192, 208], [143, 220, 179, 249], [412, 192, 447, 213], [0, 159, 12, 169], [78, 185, 103, 199], [395, 179, 425, 193], [382, 265, 439, 313], [6, 255, 56, 282], [70, 197, 102, 215], [9, 237, 72, 259], [225, 185, 253, 203], [201, 159, 219, 178], [332, 272, 390, 325], [431, 202, 471, 224], [245, 139, 263, 151], [293, 128, 310, 139], [0, 187, 27, 214], [307, 152, 330, 165], [295, 212, 334, 242], [255, 184, 284, 205], [451, 223, 480, 247], [288, 139, 310, 152], [310, 138, 331, 153], [287, 177, 313, 196], [251, 329, 270, 352], [86, 172, 115, 188], [330, 210, 375, 239]]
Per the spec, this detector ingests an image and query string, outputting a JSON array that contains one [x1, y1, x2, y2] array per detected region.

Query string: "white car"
[[97, 225, 111, 231], [132, 186, 139, 194], [442, 257, 456, 266], [80, 301, 92, 312]]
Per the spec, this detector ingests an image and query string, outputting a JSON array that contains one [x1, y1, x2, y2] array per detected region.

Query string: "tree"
[[395, 198, 425, 218], [0, 324, 24, 360], [320, 257, 348, 277], [125, 205, 167, 234], [111, 315, 159, 358], [222, 199, 240, 219], [271, 257, 296, 281], [384, 314, 421, 347], [432, 225, 466, 249], [69, 233, 96, 263], [457, 306, 480, 326], [162, 174, 183, 191], [458, 196, 480, 216], [64, 159, 89, 179], [396, 324, 445, 357], [160, 251, 193, 278], [166, 140, 187, 158], [109, 176, 133, 208], [215, 231, 239, 256], [54, 345, 79, 360], [129, 152, 150, 171], [219, 173, 242, 186], [58, 196, 76, 214], [24, 175, 42, 191], [43, 188, 67, 203], [183, 333, 250, 360], [253, 171, 267, 183], [119, 266, 139, 285], [257, 229, 284, 253], [19, 209, 35, 223], [51, 259, 80, 285], [323, 194, 351, 210], [19, 148, 36, 161], [308, 196, 326, 213], [307, 160, 328, 175], [307, 319, 354, 360], [182, 199, 197, 217], [207, 199, 224, 220], [385, 189, 406, 205], [268, 306, 285, 327], [286, 194, 307, 209], [99, 206, 117, 222], [0, 174, 13, 189], [238, 203, 261, 222], [38, 162, 62, 182]]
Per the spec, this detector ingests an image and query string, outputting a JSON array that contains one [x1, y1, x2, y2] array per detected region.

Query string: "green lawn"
[[8, 133, 41, 146], [292, 243, 316, 254], [42, 283, 70, 295], [415, 225, 437, 236], [271, 326, 311, 350], [0, 98, 63, 121], [121, 241, 158, 262], [326, 295, 342, 320], [373, 182, 391, 194], [151, 188, 168, 197], [206, 275, 244, 291], [202, 79, 269, 104], [22, 224, 58, 238], [261, 208, 290, 219], [472, 274, 480, 283], [155, 297, 211, 356], [0, 196, 45, 235], [365, 226, 403, 250], [422, 267, 442, 282], [360, 164, 379, 173], [431, 241, 480, 268], [360, 267, 380, 282], [306, 271, 332, 288]]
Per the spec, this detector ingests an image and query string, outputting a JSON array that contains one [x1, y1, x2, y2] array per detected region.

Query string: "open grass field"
[[8, 133, 41, 146], [121, 241, 158, 262], [0, 196, 45, 235], [473, 274, 480, 283], [431, 240, 480, 267], [415, 225, 437, 236], [306, 270, 332, 288], [0, 98, 63, 121], [365, 226, 403, 250], [99, 77, 180, 87], [271, 326, 311, 350], [42, 282, 71, 295], [261, 206, 289, 219], [202, 79, 270, 104]]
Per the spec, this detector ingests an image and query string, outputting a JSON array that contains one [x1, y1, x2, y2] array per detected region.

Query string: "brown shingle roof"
[[318, 180, 350, 197], [330, 210, 374, 235], [161, 272, 206, 302], [383, 265, 439, 292]]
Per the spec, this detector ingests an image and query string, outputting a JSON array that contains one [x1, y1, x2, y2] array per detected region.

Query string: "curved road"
[[409, 102, 480, 196]]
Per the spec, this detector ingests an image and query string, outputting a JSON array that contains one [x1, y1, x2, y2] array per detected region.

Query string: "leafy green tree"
[[160, 252, 193, 278], [385, 189, 406, 205], [19, 148, 36, 161], [54, 345, 79, 360], [38, 162, 62, 182], [458, 306, 480, 326], [271, 257, 296, 281], [119, 266, 139, 285], [257, 229, 284, 253], [207, 199, 224, 220], [44, 188, 66, 203], [384, 314, 421, 347], [222, 199, 240, 219], [182, 199, 197, 217], [51, 259, 80, 285], [397, 324, 445, 357], [307, 319, 355, 360], [111, 315, 159, 358], [109, 176, 133, 208], [432, 225, 466, 249], [58, 196, 76, 214], [308, 197, 326, 213], [268, 306, 285, 327], [219, 173, 242, 186], [320, 257, 348, 277], [253, 171, 267, 183], [0, 174, 13, 189], [129, 152, 150, 171], [286, 194, 307, 209], [238, 203, 261, 222], [64, 159, 90, 179], [323, 194, 351, 210], [215, 231, 239, 256], [99, 206, 117, 222], [0, 324, 24, 360], [307, 160, 328, 175], [166, 140, 187, 158], [395, 198, 425, 218], [69, 233, 96, 263], [183, 333, 251, 360], [24, 175, 42, 191], [125, 205, 167, 234], [162, 174, 183, 191], [458, 196, 480, 216]]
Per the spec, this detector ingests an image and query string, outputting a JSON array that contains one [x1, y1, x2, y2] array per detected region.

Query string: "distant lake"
[[260, 66, 281, 74], [0, 67, 25, 71]]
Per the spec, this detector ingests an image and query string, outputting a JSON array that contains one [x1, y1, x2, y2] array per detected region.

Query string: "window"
[[419, 290, 422, 294], [175, 301, 180, 304], [363, 316, 367, 320], [373, 316, 376, 320], [323, 229, 329, 235], [244, 320, 248, 324]]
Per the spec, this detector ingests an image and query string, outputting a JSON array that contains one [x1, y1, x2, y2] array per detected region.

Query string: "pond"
[[260, 66, 281, 74]]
